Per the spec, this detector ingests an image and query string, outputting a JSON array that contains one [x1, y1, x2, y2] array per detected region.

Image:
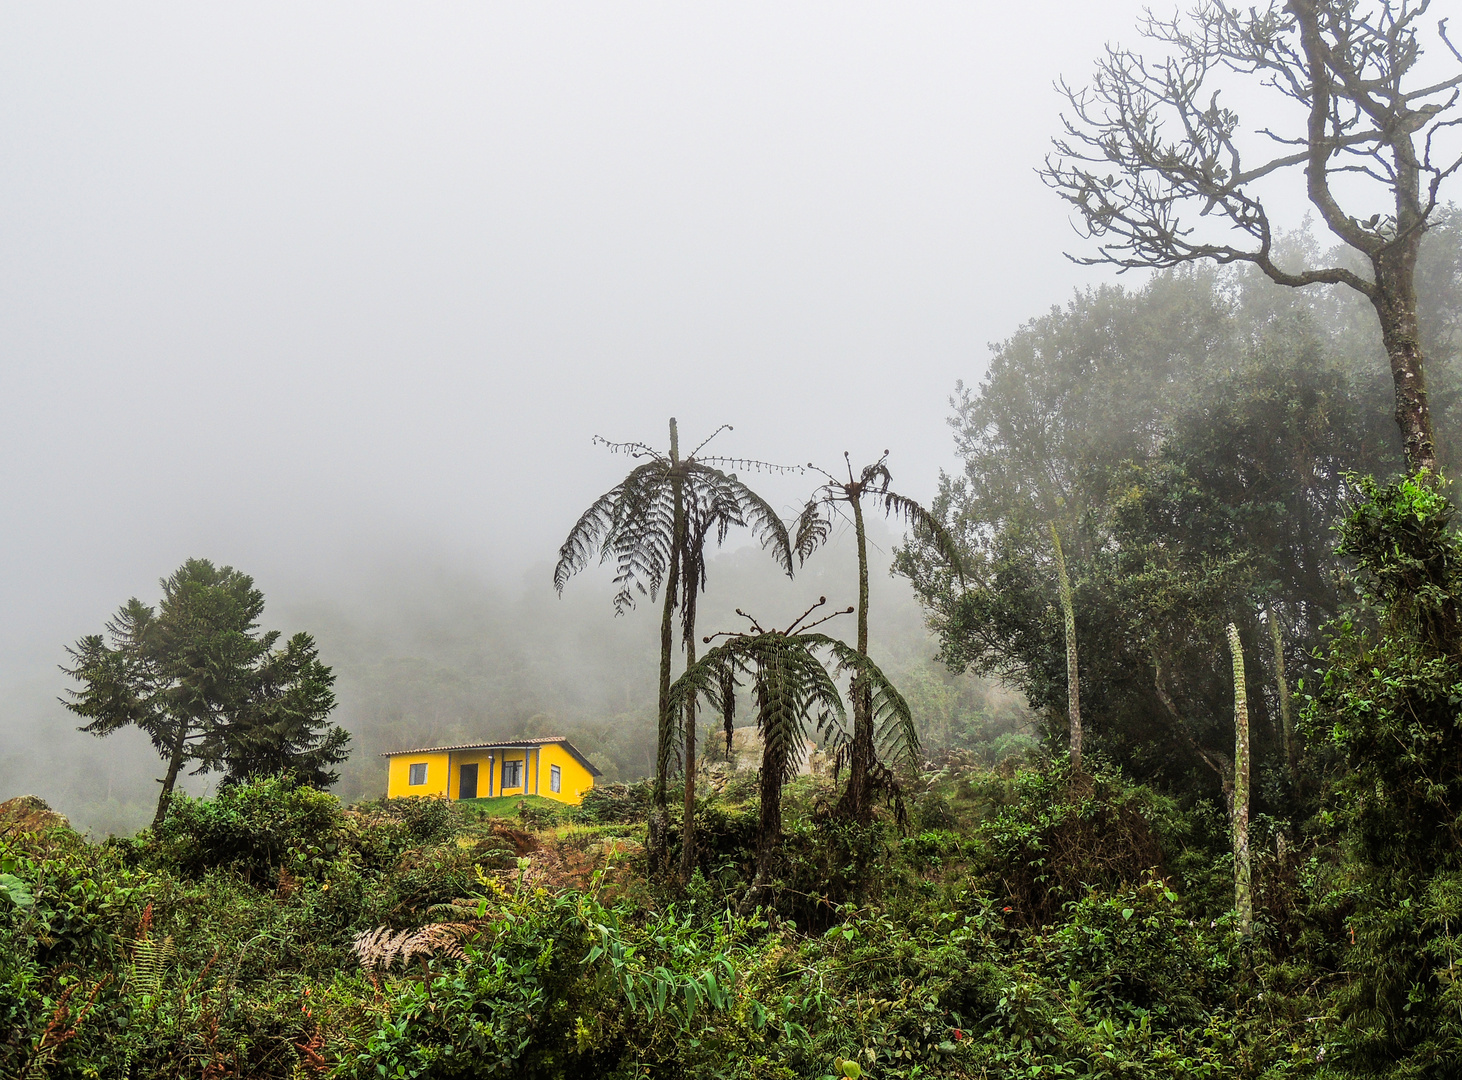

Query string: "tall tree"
[[1267, 605, 1298, 781], [793, 453, 961, 824], [1050, 523, 1082, 771], [669, 599, 914, 904], [62, 558, 349, 827], [1043, 0, 1462, 473], [555, 419, 794, 868], [219, 631, 345, 789], [1304, 473, 1462, 1067], [897, 264, 1405, 797]]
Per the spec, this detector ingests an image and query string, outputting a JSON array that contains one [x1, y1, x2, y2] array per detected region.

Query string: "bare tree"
[[1044, 0, 1462, 473]]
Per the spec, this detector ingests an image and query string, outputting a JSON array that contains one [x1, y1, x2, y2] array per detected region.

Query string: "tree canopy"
[[1044, 0, 1462, 472], [62, 558, 347, 825]]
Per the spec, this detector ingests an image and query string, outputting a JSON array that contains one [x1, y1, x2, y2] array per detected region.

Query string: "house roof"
[[381, 736, 603, 777]]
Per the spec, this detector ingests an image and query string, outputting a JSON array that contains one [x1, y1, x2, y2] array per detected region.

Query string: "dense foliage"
[[0, 761, 1315, 1080], [898, 220, 1462, 810], [15, 474, 1462, 1075]]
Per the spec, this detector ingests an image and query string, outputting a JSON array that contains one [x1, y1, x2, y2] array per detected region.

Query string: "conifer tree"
[[62, 558, 349, 827]]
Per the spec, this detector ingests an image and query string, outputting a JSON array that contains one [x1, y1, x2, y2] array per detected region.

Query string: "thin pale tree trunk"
[[1267, 606, 1296, 782], [1227, 623, 1252, 938], [1051, 524, 1081, 772]]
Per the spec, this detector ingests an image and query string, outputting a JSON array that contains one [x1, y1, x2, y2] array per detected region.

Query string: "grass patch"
[[455, 794, 568, 819]]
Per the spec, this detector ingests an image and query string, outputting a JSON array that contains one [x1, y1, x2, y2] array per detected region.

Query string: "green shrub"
[[1303, 472, 1462, 1074], [578, 781, 653, 824], [380, 794, 460, 844], [147, 774, 343, 883], [970, 759, 1167, 926]]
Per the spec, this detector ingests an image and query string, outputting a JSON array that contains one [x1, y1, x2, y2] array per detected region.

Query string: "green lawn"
[[454, 794, 566, 818]]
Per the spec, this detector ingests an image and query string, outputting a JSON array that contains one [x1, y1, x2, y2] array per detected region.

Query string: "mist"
[[1, 1, 1302, 829], [2, 519, 1031, 835]]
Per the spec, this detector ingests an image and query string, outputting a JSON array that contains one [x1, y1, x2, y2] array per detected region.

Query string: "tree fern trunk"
[[680, 630, 697, 885], [1227, 622, 1252, 938], [746, 678, 784, 910], [1050, 523, 1081, 773], [650, 418, 683, 867], [840, 495, 874, 825], [1267, 606, 1296, 782]]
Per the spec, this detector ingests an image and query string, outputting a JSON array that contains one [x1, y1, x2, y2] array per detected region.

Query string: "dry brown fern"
[[21, 977, 106, 1080], [350, 923, 475, 973]]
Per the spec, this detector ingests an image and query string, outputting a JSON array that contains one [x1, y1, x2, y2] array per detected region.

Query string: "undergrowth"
[[0, 757, 1355, 1079]]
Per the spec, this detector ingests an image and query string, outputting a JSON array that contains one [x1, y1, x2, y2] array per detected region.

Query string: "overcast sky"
[[0, 1, 1166, 677]]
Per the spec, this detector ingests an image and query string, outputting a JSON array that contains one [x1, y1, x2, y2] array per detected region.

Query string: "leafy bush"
[[378, 794, 460, 844], [147, 774, 344, 882], [970, 759, 1168, 926], [1303, 473, 1462, 1073], [578, 781, 653, 824]]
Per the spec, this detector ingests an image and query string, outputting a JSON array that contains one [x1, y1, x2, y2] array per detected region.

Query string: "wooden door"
[[459, 763, 479, 800]]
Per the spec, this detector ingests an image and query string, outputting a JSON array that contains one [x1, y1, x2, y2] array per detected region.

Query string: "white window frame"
[[550, 764, 561, 793], [408, 762, 428, 786]]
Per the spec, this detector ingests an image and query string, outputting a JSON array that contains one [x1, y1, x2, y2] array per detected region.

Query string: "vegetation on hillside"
[[8, 5, 1462, 1074]]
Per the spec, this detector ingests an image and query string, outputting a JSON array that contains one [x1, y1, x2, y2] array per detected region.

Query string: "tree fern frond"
[[733, 479, 796, 576], [554, 484, 625, 594], [791, 499, 832, 567], [828, 641, 919, 771], [350, 923, 476, 973], [718, 665, 738, 753], [861, 460, 892, 491], [880, 490, 965, 581]]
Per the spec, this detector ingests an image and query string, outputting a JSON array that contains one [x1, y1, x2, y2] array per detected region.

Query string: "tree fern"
[[670, 600, 911, 903], [555, 418, 796, 874], [792, 453, 961, 824]]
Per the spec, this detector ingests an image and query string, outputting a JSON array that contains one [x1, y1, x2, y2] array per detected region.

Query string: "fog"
[[1, 1, 1267, 829]]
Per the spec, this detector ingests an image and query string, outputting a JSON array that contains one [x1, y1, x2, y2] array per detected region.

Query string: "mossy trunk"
[[839, 495, 874, 825], [1227, 622, 1252, 937], [680, 631, 698, 885], [1268, 606, 1296, 782], [1372, 232, 1436, 475], [650, 418, 683, 868], [1051, 524, 1081, 773]]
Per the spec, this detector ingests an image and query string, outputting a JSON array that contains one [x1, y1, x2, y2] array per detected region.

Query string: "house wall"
[[536, 743, 596, 804], [385, 743, 596, 805], [385, 751, 451, 799]]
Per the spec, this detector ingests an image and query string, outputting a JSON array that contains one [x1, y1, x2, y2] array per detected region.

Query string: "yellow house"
[[382, 736, 602, 806]]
